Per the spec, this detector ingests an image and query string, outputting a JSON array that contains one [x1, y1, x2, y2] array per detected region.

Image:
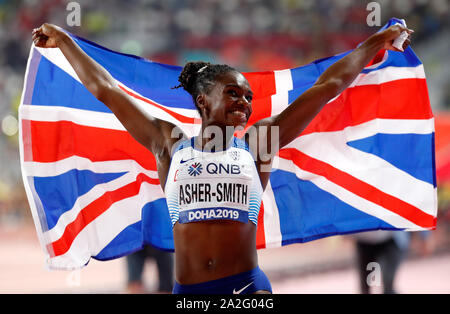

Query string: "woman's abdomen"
[[173, 220, 258, 285]]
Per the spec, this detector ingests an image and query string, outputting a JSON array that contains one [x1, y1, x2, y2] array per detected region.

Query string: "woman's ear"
[[196, 94, 207, 117]]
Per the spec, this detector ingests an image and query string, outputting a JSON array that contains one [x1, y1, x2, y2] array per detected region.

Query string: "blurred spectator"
[[416, 230, 436, 257], [353, 230, 410, 294], [444, 80, 450, 110], [0, 0, 448, 129], [125, 244, 174, 294]]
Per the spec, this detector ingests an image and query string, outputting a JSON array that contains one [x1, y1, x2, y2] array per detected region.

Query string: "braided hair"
[[174, 61, 237, 113]]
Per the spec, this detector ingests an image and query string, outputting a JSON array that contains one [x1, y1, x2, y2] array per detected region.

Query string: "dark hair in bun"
[[174, 61, 236, 113]]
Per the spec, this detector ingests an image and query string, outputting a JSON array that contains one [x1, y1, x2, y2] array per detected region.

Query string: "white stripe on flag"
[[36, 45, 82, 83], [47, 181, 161, 269], [274, 156, 422, 230], [350, 64, 426, 87], [270, 63, 425, 120], [35, 45, 201, 136], [22, 156, 158, 178], [44, 172, 138, 242], [271, 93, 290, 116], [274, 69, 293, 92], [117, 84, 200, 119], [283, 119, 437, 217], [20, 105, 126, 130], [19, 45, 51, 266], [262, 180, 282, 248], [342, 118, 435, 139], [19, 104, 201, 138], [44, 171, 165, 243], [271, 70, 293, 116]]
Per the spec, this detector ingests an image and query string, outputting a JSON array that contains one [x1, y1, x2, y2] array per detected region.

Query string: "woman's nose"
[[237, 95, 250, 106]]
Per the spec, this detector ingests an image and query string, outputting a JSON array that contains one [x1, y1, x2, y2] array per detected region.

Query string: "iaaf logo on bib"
[[228, 150, 240, 161], [188, 162, 203, 176]]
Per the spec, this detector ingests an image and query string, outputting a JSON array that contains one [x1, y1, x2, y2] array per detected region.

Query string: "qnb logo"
[[206, 163, 241, 175], [188, 162, 203, 176]]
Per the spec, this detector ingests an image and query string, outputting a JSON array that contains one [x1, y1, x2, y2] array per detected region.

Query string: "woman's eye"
[[228, 90, 237, 96], [246, 95, 253, 102]]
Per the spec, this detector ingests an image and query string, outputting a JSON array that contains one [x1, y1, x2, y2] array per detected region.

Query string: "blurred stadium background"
[[0, 0, 449, 293]]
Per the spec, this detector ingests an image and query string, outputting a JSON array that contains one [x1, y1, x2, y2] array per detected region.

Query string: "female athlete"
[[32, 23, 411, 294]]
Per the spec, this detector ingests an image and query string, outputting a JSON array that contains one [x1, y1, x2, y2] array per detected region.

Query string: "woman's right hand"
[[32, 23, 65, 48]]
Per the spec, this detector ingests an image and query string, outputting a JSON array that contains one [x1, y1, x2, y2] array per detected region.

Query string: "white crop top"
[[164, 137, 263, 227]]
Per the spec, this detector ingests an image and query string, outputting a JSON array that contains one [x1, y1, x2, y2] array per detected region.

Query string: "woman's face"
[[198, 71, 253, 129]]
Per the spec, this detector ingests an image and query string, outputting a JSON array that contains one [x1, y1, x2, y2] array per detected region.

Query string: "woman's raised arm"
[[32, 23, 184, 157], [253, 24, 412, 154]]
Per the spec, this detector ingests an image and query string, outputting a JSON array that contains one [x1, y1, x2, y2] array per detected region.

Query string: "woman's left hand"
[[380, 24, 413, 52]]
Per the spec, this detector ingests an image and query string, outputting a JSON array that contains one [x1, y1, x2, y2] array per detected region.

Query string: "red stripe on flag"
[[302, 78, 432, 135], [120, 71, 277, 127], [243, 71, 276, 99], [27, 120, 157, 170], [118, 85, 197, 124], [243, 71, 275, 127], [48, 173, 159, 257], [256, 202, 266, 249], [278, 148, 436, 229], [365, 49, 386, 67]]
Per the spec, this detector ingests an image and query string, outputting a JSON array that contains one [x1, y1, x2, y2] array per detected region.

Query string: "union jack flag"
[[19, 18, 437, 270]]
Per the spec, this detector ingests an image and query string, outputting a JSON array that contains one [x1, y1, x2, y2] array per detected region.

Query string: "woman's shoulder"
[[170, 137, 193, 157]]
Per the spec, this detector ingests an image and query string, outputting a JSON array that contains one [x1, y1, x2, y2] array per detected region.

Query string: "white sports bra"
[[164, 137, 263, 227]]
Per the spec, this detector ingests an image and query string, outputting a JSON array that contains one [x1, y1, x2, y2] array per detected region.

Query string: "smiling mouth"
[[229, 110, 248, 120]]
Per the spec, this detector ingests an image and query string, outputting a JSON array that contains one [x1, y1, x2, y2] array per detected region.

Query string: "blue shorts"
[[172, 266, 272, 294]]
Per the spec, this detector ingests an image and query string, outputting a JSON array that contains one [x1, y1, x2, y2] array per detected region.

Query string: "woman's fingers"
[[32, 27, 42, 46], [385, 24, 413, 52], [31, 24, 60, 48], [32, 32, 47, 47], [32, 26, 43, 36], [396, 24, 413, 34], [403, 38, 411, 51]]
